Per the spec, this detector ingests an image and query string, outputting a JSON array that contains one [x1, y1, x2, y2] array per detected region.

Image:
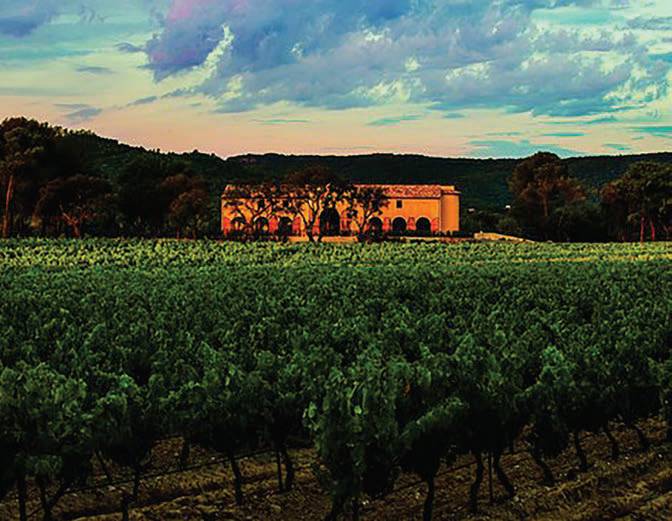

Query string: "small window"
[[396, 200, 403, 209]]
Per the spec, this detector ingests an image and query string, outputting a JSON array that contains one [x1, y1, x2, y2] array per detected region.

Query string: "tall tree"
[[601, 161, 672, 242], [550, 200, 606, 243], [344, 186, 389, 241], [222, 182, 279, 237], [283, 166, 346, 243], [0, 118, 58, 238], [117, 156, 184, 236], [600, 181, 630, 242], [33, 175, 112, 238], [509, 152, 585, 240], [163, 176, 210, 239]]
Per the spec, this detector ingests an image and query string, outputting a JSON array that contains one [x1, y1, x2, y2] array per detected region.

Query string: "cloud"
[[116, 42, 145, 53], [604, 143, 631, 151], [581, 116, 620, 125], [0, 1, 60, 37], [469, 139, 583, 158], [627, 16, 672, 31], [76, 65, 113, 74], [548, 115, 619, 125], [128, 95, 159, 106], [54, 103, 90, 110], [367, 114, 422, 127], [486, 131, 523, 137], [63, 106, 103, 123], [632, 126, 672, 138], [252, 118, 310, 125], [0, 1, 159, 37], [652, 53, 672, 63], [138, 0, 670, 117], [541, 132, 585, 137]]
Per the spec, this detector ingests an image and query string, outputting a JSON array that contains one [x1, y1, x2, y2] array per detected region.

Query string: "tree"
[[222, 182, 279, 238], [344, 186, 389, 241], [600, 181, 630, 242], [167, 187, 210, 239], [550, 200, 606, 243], [33, 175, 111, 238], [0, 118, 58, 238], [283, 166, 347, 243], [461, 209, 506, 235], [159, 174, 211, 238], [116, 156, 187, 236], [509, 152, 585, 240], [601, 162, 672, 242]]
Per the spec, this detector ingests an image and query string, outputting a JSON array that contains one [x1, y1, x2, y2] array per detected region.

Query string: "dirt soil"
[[2, 420, 670, 521]]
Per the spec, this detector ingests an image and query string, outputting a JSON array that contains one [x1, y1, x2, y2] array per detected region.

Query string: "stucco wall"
[[441, 192, 460, 233], [221, 187, 460, 235]]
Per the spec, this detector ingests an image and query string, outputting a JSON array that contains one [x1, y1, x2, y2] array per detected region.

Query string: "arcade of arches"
[[221, 184, 460, 237]]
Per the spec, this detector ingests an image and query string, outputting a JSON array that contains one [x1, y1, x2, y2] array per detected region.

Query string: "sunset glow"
[[1, 0, 670, 157]]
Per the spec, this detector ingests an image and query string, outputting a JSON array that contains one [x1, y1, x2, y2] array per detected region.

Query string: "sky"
[[1, 0, 671, 158]]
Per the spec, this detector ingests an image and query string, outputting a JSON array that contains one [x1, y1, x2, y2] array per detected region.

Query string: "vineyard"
[[1, 239, 671, 520]]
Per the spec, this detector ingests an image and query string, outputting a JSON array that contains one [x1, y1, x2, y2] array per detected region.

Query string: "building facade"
[[221, 184, 460, 237]]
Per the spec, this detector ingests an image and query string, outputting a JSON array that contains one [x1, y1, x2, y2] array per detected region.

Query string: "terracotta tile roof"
[[222, 183, 459, 198], [355, 184, 458, 198]]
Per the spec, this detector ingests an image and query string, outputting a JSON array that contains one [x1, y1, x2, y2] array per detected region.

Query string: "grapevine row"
[[0, 239, 670, 521]]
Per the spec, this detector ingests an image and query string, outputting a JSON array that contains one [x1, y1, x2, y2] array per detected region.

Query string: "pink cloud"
[[166, 0, 219, 22]]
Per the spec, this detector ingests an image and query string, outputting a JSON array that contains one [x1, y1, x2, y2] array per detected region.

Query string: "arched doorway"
[[232, 217, 246, 232], [320, 208, 341, 236], [416, 217, 431, 236], [255, 217, 269, 234], [278, 217, 293, 236], [368, 217, 383, 233], [392, 217, 407, 235]]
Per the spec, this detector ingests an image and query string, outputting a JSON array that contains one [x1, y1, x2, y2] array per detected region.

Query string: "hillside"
[[72, 132, 672, 209]]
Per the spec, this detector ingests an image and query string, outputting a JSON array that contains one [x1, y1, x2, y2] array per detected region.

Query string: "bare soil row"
[[2, 420, 670, 520]]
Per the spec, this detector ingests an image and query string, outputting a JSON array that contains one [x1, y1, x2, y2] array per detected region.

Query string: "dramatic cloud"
[[140, 0, 670, 116], [0, 1, 161, 37], [2, 0, 671, 158]]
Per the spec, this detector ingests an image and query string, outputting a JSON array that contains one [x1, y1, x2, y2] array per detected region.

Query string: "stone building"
[[221, 184, 460, 237]]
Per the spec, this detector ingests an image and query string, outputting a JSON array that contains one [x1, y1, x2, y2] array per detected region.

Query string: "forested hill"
[[72, 132, 672, 209]]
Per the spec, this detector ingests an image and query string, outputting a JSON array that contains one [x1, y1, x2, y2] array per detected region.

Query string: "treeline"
[[1, 116, 671, 241], [463, 152, 672, 242], [0, 117, 217, 239]]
